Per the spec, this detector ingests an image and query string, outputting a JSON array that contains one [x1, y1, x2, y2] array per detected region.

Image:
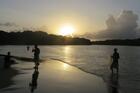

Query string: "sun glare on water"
[[59, 25, 75, 36]]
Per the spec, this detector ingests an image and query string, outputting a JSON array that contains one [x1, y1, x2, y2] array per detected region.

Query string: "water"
[[0, 45, 140, 93]]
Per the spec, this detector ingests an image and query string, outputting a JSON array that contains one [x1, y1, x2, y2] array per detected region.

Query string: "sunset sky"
[[0, 0, 140, 40]]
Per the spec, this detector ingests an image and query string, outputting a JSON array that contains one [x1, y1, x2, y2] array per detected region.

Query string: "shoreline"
[[51, 58, 105, 78], [0, 56, 108, 93], [50, 58, 121, 93], [0, 55, 121, 93]]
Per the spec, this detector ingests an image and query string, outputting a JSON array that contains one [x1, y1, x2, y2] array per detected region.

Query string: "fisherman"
[[4, 52, 11, 68], [110, 48, 120, 74], [32, 45, 40, 67]]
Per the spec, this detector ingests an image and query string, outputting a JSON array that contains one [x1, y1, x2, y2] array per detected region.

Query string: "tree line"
[[92, 39, 140, 46], [0, 30, 92, 45]]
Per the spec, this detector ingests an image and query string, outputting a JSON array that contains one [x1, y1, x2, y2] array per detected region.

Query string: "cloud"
[[0, 22, 18, 27], [85, 10, 139, 40]]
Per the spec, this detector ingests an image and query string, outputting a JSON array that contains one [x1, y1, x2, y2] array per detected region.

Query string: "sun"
[[59, 25, 75, 36]]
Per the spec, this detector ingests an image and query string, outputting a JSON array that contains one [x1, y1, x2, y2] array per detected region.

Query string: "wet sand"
[[0, 57, 108, 93]]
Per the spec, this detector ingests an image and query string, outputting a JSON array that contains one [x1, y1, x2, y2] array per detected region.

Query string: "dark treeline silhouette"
[[92, 39, 140, 46], [0, 30, 91, 45]]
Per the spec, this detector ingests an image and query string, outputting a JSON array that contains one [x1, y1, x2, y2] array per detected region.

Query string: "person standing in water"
[[4, 52, 11, 68], [27, 46, 30, 51], [32, 45, 40, 68], [110, 48, 120, 74]]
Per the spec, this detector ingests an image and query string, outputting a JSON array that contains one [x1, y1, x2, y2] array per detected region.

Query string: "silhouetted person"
[[4, 52, 11, 68], [27, 46, 30, 51], [110, 48, 120, 74], [29, 65, 39, 93], [32, 45, 40, 67]]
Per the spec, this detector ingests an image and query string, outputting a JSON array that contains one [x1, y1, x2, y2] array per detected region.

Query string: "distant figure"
[[32, 45, 40, 67], [4, 52, 11, 68], [110, 48, 120, 74], [29, 66, 39, 93], [27, 46, 30, 51]]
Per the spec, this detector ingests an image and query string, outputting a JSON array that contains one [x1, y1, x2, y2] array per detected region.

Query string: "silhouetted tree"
[[0, 30, 91, 45]]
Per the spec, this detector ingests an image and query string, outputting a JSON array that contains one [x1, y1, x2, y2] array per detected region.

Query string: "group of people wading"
[[4, 45, 120, 74], [31, 45, 120, 74]]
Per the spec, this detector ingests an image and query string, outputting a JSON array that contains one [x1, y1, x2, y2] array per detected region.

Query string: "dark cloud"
[[85, 10, 139, 40], [0, 22, 18, 27]]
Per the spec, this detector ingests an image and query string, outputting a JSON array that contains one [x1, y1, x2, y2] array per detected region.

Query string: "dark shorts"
[[110, 62, 118, 69], [34, 56, 39, 62]]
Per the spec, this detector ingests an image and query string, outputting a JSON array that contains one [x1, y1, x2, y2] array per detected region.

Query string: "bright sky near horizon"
[[0, 0, 140, 39]]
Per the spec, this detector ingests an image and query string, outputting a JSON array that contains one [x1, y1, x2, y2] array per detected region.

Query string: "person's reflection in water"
[[29, 64, 39, 93], [109, 73, 119, 93]]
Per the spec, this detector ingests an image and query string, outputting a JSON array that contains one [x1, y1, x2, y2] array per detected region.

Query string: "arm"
[[118, 53, 120, 59]]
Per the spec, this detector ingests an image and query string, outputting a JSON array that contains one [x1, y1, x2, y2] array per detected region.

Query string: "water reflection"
[[29, 64, 39, 93], [63, 46, 72, 63], [64, 46, 71, 54], [63, 63, 69, 70], [109, 73, 119, 93]]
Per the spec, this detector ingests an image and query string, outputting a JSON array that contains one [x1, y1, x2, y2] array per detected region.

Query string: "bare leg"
[[117, 67, 119, 75]]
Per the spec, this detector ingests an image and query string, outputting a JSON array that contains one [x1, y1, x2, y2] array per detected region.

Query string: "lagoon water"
[[0, 45, 140, 93]]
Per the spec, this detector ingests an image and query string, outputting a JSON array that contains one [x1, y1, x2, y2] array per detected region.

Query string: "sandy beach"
[[0, 56, 108, 93]]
